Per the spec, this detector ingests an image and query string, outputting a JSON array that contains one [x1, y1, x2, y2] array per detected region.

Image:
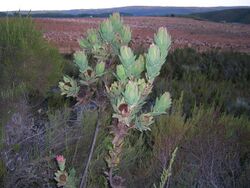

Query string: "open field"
[[35, 16, 250, 54]]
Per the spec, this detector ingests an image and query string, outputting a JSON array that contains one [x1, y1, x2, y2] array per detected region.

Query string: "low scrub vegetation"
[[0, 16, 64, 149], [0, 14, 249, 188]]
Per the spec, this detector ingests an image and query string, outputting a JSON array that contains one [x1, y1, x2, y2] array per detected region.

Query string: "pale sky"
[[1, 0, 250, 11]]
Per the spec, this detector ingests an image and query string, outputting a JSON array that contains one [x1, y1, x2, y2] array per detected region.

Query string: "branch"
[[79, 111, 100, 188]]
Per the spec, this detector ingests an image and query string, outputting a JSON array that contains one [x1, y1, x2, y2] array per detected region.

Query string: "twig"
[[79, 111, 100, 188]]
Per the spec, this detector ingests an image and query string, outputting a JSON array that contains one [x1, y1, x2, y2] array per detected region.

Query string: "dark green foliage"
[[163, 48, 250, 84], [0, 160, 6, 185], [0, 16, 64, 146], [0, 16, 64, 96], [189, 8, 250, 24], [0, 16, 64, 185], [170, 106, 250, 188], [157, 48, 250, 116], [67, 48, 250, 187], [83, 95, 250, 187]]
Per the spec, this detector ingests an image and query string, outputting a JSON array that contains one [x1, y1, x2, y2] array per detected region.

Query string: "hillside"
[[2, 6, 249, 17], [189, 8, 250, 24], [59, 6, 237, 16]]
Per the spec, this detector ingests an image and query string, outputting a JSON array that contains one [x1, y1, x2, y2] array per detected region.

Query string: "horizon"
[[2, 5, 250, 12], [1, 0, 250, 11]]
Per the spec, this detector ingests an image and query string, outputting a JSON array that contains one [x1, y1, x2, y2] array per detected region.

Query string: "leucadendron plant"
[[59, 13, 131, 105], [58, 13, 172, 188], [105, 27, 172, 187]]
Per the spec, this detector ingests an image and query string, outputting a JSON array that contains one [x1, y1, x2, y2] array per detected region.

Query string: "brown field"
[[34, 17, 250, 54]]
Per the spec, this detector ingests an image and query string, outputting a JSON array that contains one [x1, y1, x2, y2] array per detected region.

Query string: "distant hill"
[[18, 12, 132, 18], [189, 8, 250, 24], [0, 12, 6, 17], [1, 6, 249, 18], [58, 6, 240, 16]]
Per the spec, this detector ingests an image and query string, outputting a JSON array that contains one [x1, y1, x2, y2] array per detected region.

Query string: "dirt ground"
[[34, 17, 250, 54]]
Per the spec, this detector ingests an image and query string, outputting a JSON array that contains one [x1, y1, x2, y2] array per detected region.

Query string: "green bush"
[[0, 17, 64, 182], [83, 95, 250, 187], [156, 48, 250, 116], [0, 16, 64, 97], [170, 105, 250, 188]]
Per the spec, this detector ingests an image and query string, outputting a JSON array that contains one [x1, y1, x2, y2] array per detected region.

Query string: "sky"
[[1, 0, 250, 11]]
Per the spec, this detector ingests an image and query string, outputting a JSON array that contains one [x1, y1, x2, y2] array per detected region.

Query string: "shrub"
[[0, 16, 64, 97], [157, 48, 250, 116], [0, 16, 64, 184], [170, 106, 250, 188]]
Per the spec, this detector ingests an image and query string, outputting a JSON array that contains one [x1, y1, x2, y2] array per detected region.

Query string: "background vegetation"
[[0, 16, 249, 187], [0, 16, 64, 184], [1, 7, 249, 25], [188, 8, 250, 24]]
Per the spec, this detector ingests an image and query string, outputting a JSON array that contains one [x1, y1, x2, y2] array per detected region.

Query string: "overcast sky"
[[1, 0, 250, 11]]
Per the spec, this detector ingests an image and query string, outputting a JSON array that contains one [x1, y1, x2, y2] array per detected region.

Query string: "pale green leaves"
[[119, 46, 144, 79], [124, 81, 140, 106], [154, 27, 171, 57], [109, 13, 131, 44], [79, 29, 101, 49], [100, 19, 114, 42], [135, 113, 154, 131], [116, 65, 127, 81], [132, 55, 145, 78], [118, 27, 171, 82], [74, 51, 89, 73], [119, 46, 136, 77], [120, 25, 131, 44], [95, 61, 105, 76], [74, 51, 105, 85], [109, 12, 123, 33], [119, 46, 135, 67], [79, 12, 132, 61], [108, 81, 123, 97], [112, 28, 172, 130], [59, 76, 79, 97], [146, 27, 171, 81], [146, 44, 162, 81], [153, 92, 172, 115]]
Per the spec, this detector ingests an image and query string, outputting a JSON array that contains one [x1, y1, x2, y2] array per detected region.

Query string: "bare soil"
[[34, 17, 250, 54]]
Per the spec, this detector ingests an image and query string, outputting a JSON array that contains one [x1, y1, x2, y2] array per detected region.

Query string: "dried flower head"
[[118, 103, 129, 117], [54, 170, 68, 187]]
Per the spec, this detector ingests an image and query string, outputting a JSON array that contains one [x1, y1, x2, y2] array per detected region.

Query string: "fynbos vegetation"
[[0, 12, 249, 188]]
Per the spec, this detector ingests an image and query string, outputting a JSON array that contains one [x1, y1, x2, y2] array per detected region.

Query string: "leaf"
[[95, 61, 105, 76], [135, 113, 154, 132], [59, 76, 80, 97], [109, 12, 123, 33], [153, 92, 172, 115], [123, 81, 140, 106], [146, 44, 162, 81], [119, 46, 136, 77], [100, 19, 114, 42], [65, 168, 77, 188], [131, 55, 145, 78], [154, 27, 171, 58], [120, 25, 131, 44], [74, 51, 89, 73], [116, 64, 127, 81]]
